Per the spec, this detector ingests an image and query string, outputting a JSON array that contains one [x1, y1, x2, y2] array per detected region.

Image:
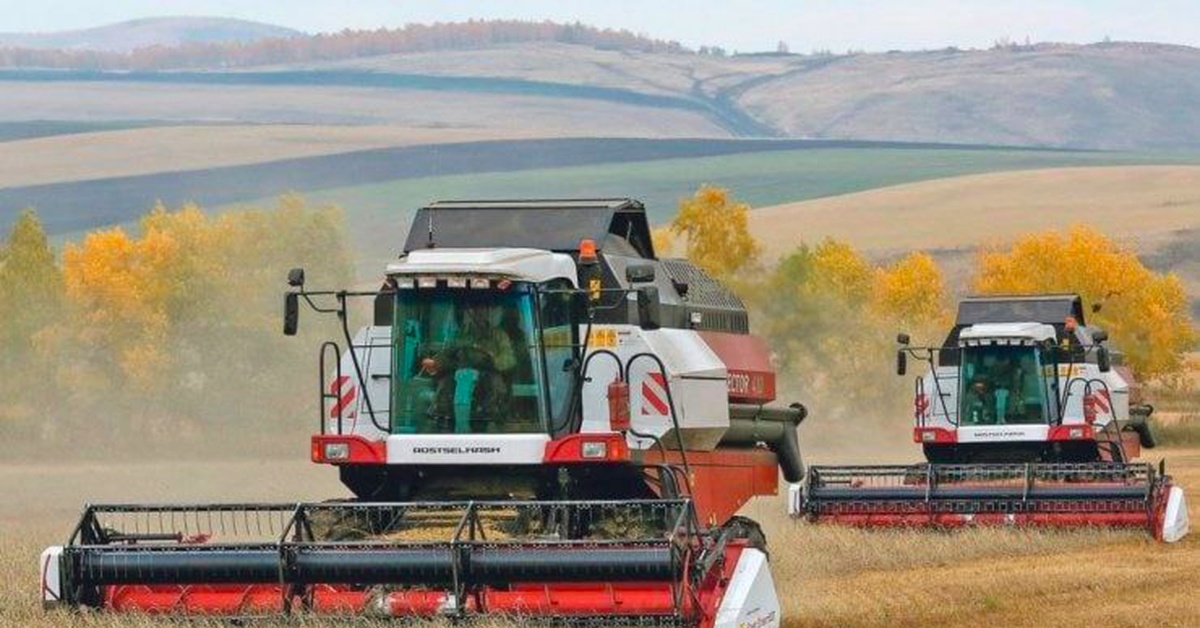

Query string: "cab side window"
[[539, 280, 577, 425]]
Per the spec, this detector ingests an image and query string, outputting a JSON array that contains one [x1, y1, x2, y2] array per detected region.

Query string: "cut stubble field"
[[2, 445, 1197, 628], [749, 165, 1200, 258]]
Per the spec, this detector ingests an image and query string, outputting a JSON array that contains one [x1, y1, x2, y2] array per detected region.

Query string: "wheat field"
[[1, 442, 1197, 627], [748, 165, 1200, 258], [0, 125, 546, 189]]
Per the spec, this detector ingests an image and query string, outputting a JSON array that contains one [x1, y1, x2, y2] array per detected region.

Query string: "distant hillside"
[[312, 41, 1200, 149], [736, 43, 1200, 150], [1, 22, 1199, 148], [0, 19, 684, 69], [0, 17, 300, 53]]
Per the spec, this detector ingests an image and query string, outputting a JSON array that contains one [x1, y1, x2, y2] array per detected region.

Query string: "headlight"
[[324, 442, 350, 461], [581, 441, 608, 459]]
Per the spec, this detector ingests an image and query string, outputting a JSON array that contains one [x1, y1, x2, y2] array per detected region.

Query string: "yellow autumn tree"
[[61, 225, 179, 390], [670, 185, 760, 277], [650, 225, 677, 258], [808, 239, 874, 304], [755, 239, 891, 410], [872, 251, 951, 338], [0, 210, 63, 357], [0, 210, 65, 427], [48, 196, 352, 414], [974, 226, 1197, 381]]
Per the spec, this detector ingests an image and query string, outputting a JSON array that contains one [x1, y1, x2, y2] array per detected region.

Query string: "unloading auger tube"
[[41, 500, 779, 625]]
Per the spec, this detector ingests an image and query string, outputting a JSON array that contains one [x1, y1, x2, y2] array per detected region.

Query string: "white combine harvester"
[[793, 294, 1188, 542], [41, 199, 805, 626]]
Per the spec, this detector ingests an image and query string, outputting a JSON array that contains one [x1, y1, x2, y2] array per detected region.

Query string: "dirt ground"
[[1, 444, 1196, 627]]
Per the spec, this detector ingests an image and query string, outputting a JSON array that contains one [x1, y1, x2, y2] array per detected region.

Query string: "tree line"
[[0, 20, 688, 70], [1, 187, 1194, 450], [0, 197, 350, 449]]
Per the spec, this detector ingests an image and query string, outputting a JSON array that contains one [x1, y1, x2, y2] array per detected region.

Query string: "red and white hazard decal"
[[1089, 389, 1112, 414], [329, 375, 358, 419], [641, 372, 670, 416]]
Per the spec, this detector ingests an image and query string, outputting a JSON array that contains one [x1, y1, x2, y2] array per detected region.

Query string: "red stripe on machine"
[[329, 376, 357, 419], [641, 372, 669, 416]]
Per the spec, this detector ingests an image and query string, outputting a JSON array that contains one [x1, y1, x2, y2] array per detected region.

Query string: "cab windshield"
[[391, 284, 545, 434], [958, 344, 1049, 426]]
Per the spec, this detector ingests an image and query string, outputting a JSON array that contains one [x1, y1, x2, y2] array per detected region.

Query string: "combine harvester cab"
[[791, 294, 1188, 542], [43, 199, 805, 626]]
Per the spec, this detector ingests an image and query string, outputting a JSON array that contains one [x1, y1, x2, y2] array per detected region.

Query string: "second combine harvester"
[[793, 294, 1188, 542], [41, 199, 805, 626]]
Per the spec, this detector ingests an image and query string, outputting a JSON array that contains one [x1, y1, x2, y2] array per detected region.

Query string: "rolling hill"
[[321, 41, 1200, 149], [4, 37, 1198, 149], [749, 165, 1200, 256], [0, 17, 300, 52], [7, 139, 1191, 242], [736, 43, 1200, 150]]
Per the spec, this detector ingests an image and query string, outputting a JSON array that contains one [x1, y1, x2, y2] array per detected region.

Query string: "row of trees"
[[1, 185, 1194, 450], [0, 20, 688, 70], [0, 197, 351, 447], [658, 186, 1197, 417]]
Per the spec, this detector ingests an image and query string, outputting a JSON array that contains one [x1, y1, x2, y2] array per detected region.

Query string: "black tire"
[[923, 443, 959, 464]]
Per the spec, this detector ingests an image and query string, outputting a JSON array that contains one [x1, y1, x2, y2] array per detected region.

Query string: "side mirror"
[[1097, 345, 1111, 373], [625, 264, 656, 283], [896, 350, 908, 376], [637, 286, 662, 330], [284, 292, 300, 336], [1091, 328, 1108, 343], [896, 333, 911, 346], [287, 267, 306, 288]]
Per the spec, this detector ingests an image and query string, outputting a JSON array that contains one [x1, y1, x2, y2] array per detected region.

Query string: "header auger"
[[791, 294, 1188, 542], [42, 199, 803, 627]]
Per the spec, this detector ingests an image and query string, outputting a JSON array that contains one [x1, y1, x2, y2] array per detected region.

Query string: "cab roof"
[[960, 322, 1057, 344], [402, 198, 655, 259], [386, 248, 578, 285], [956, 294, 1085, 327]]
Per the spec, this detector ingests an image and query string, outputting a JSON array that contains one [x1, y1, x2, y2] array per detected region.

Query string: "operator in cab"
[[962, 376, 997, 424], [427, 302, 518, 430]]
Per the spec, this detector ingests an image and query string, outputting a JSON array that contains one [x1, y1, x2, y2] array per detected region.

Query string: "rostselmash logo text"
[[972, 430, 1025, 439], [411, 447, 502, 455], [738, 610, 777, 628]]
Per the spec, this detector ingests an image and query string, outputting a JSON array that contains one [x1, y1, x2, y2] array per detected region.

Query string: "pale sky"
[[1, 0, 1197, 53]]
